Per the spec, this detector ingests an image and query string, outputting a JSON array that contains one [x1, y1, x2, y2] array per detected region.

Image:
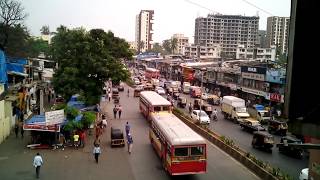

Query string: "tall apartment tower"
[[194, 14, 259, 58], [266, 16, 290, 55], [172, 34, 189, 54], [135, 10, 154, 53]]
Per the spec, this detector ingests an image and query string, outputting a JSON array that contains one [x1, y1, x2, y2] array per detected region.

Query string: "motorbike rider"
[[212, 109, 218, 121]]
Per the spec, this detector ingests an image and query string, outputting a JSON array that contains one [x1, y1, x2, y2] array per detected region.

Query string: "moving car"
[[191, 110, 210, 124], [240, 118, 266, 133], [118, 84, 124, 91], [155, 87, 165, 95]]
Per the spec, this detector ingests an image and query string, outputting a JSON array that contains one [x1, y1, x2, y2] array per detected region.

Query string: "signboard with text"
[[45, 110, 64, 125], [23, 124, 60, 132]]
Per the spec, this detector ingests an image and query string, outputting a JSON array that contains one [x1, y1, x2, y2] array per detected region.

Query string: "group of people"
[[113, 105, 123, 119]]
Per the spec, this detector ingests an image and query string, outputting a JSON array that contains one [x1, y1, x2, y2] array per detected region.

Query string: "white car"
[[299, 168, 308, 180], [155, 87, 165, 95], [191, 110, 210, 124], [134, 78, 140, 85]]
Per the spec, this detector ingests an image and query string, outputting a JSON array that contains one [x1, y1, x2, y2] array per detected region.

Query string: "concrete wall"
[[0, 98, 14, 144]]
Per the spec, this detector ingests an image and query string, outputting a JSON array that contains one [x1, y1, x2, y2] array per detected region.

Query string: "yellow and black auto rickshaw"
[[177, 97, 187, 108], [251, 131, 274, 152], [268, 119, 288, 136]]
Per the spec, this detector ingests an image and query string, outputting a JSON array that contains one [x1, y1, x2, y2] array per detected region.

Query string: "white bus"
[[149, 112, 207, 175], [139, 91, 172, 120]]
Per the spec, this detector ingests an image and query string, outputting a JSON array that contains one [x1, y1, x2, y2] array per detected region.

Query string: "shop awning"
[[7, 71, 28, 77]]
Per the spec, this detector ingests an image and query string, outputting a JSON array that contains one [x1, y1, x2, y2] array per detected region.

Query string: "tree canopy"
[[0, 0, 27, 50], [51, 26, 133, 105]]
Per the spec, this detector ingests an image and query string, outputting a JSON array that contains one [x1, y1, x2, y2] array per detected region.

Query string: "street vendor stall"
[[23, 114, 62, 149]]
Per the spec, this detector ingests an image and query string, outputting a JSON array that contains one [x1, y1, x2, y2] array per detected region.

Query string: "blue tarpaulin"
[[25, 115, 46, 124], [67, 94, 86, 110], [254, 104, 265, 111], [0, 50, 8, 84]]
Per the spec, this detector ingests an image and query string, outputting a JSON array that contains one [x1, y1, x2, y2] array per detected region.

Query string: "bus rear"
[[168, 144, 207, 175]]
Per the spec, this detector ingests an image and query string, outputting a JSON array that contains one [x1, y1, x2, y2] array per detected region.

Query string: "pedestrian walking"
[[125, 122, 130, 136], [118, 105, 122, 119], [14, 124, 19, 138], [127, 133, 133, 154], [188, 103, 192, 114], [93, 144, 101, 163], [127, 88, 130, 97], [73, 133, 80, 149], [20, 125, 24, 138], [113, 105, 118, 119], [33, 152, 43, 179], [108, 92, 112, 102]]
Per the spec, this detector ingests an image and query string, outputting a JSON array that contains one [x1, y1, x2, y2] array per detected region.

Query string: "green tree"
[[51, 26, 132, 105], [40, 25, 50, 35], [170, 37, 178, 54], [27, 38, 50, 58], [162, 39, 171, 54], [0, 0, 27, 51], [138, 40, 144, 54]]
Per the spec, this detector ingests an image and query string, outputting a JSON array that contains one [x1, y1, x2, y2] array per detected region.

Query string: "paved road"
[[175, 92, 309, 178], [0, 84, 259, 180]]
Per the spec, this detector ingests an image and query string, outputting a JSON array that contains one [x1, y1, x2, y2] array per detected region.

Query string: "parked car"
[[299, 168, 308, 180], [155, 87, 165, 95], [277, 135, 304, 159], [191, 110, 210, 124]]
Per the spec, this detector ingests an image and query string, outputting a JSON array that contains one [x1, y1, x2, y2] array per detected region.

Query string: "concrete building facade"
[[194, 14, 259, 58], [171, 34, 189, 54], [183, 44, 221, 59], [266, 16, 290, 55], [236, 45, 276, 61], [135, 10, 154, 52]]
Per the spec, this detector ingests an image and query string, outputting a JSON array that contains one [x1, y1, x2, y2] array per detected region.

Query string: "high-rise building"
[[258, 30, 267, 48], [135, 10, 154, 53], [171, 34, 189, 54], [194, 14, 259, 58], [266, 16, 290, 55]]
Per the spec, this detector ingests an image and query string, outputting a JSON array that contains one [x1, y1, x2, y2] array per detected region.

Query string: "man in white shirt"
[[33, 153, 43, 179]]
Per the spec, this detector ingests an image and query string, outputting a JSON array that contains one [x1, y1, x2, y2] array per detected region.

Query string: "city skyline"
[[21, 0, 291, 43]]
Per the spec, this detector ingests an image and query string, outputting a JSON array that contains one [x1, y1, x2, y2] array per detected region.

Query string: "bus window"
[[191, 146, 204, 156], [174, 147, 188, 157], [154, 106, 161, 111], [162, 106, 169, 111]]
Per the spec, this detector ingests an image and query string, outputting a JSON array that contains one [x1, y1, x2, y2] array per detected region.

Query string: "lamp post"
[[199, 67, 206, 122]]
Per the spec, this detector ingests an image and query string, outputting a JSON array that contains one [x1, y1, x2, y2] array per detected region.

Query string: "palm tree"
[[170, 38, 178, 54], [138, 40, 145, 54]]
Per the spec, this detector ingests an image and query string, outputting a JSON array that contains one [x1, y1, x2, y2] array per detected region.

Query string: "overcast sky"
[[21, 0, 291, 43]]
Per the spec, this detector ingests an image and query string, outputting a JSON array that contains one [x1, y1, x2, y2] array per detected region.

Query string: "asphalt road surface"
[[175, 92, 309, 178]]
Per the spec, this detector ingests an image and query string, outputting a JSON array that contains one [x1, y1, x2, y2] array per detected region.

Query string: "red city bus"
[[139, 91, 172, 120], [149, 112, 207, 175], [145, 68, 160, 80]]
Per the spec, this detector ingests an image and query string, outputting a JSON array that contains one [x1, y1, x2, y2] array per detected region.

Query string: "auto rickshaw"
[[177, 97, 187, 108], [268, 119, 288, 136], [193, 99, 201, 110], [113, 96, 120, 104], [112, 88, 119, 99], [251, 131, 274, 152], [201, 103, 213, 117], [111, 127, 125, 147], [277, 135, 304, 159], [207, 95, 220, 105]]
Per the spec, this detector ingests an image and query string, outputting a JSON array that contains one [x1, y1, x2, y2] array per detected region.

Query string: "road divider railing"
[[173, 108, 292, 180]]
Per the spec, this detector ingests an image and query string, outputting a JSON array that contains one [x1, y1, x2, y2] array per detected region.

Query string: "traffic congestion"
[[128, 64, 308, 178]]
